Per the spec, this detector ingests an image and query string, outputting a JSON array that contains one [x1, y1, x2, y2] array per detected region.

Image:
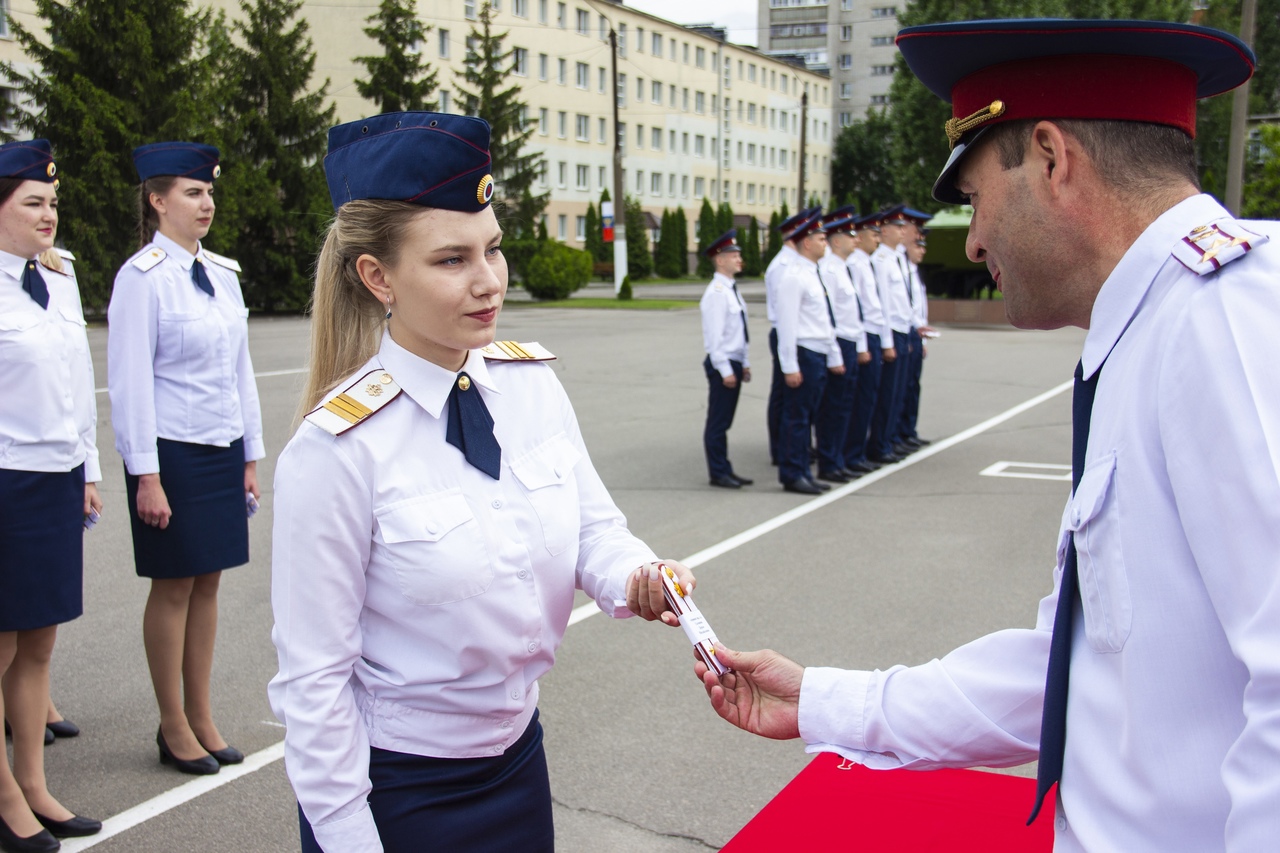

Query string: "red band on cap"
[[951, 54, 1198, 138]]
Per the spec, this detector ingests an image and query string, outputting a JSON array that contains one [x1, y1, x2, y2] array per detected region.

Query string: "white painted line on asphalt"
[[60, 741, 287, 852], [94, 367, 307, 394], [980, 461, 1072, 482], [566, 377, 1075, 628]]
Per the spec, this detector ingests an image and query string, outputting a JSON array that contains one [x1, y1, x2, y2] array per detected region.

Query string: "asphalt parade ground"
[[36, 289, 1085, 852]]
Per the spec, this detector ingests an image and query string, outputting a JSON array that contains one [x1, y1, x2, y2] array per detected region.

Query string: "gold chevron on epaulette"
[[1171, 219, 1269, 277], [305, 368, 401, 436], [479, 340, 556, 361]]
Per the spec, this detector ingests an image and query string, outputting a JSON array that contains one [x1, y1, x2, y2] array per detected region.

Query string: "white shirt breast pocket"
[[375, 491, 493, 605], [511, 433, 582, 557], [1069, 451, 1132, 653], [157, 308, 212, 360]]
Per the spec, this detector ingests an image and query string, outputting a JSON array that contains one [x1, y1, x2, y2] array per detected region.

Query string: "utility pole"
[[797, 91, 808, 208], [609, 28, 628, 292], [1225, 0, 1258, 214]]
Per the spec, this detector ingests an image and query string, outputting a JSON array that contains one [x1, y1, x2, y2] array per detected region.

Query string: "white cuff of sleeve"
[[244, 437, 267, 462], [83, 454, 102, 484], [798, 666, 909, 769], [123, 451, 160, 476], [310, 803, 384, 853]]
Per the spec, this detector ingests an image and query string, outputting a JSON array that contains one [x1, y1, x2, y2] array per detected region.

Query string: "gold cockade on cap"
[[944, 100, 1007, 149]]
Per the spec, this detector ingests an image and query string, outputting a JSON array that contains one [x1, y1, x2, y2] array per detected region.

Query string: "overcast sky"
[[624, 0, 760, 47]]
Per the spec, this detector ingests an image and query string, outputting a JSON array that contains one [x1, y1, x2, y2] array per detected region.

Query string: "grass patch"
[[518, 297, 698, 310]]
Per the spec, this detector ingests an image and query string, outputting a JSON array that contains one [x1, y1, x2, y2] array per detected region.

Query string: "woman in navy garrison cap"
[[268, 112, 697, 853], [0, 139, 103, 850], [106, 142, 264, 777]]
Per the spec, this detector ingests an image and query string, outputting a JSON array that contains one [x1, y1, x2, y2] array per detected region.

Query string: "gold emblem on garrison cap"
[[477, 174, 494, 205], [52, 179, 60, 191], [212, 164, 222, 179], [46, 162, 57, 178], [944, 100, 1007, 149]]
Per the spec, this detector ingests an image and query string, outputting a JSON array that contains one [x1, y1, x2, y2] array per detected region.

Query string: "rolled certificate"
[[657, 562, 731, 677]]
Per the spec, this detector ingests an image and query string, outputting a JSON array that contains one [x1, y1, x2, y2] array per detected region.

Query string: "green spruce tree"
[[743, 216, 762, 277], [355, 0, 438, 113], [2, 0, 221, 309], [673, 207, 690, 277], [458, 2, 547, 234], [832, 107, 897, 213], [623, 195, 652, 278], [717, 202, 735, 240], [763, 210, 782, 269], [695, 197, 718, 278], [584, 202, 604, 267]]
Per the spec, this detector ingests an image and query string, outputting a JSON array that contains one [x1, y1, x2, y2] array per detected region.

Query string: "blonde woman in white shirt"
[[270, 112, 695, 853], [107, 142, 264, 778], [0, 139, 103, 850]]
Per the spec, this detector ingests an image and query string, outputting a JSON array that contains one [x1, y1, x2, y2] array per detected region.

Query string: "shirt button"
[[528, 642, 538, 653], [501, 720, 513, 729], [493, 745, 504, 754], [425, 523, 438, 535], [510, 688, 521, 699], [517, 570, 527, 579], [491, 499, 502, 509], [1056, 815, 1067, 832]]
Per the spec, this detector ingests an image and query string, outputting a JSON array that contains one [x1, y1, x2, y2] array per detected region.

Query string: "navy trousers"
[[868, 330, 910, 459], [704, 357, 744, 480], [897, 328, 924, 442], [815, 337, 860, 474], [767, 327, 783, 465], [299, 711, 553, 853], [845, 333, 883, 465], [778, 346, 828, 485]]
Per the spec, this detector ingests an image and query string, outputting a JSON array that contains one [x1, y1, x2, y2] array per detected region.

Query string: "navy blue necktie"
[[1029, 359, 1100, 824], [815, 268, 837, 328], [191, 258, 215, 297], [445, 372, 502, 480], [22, 261, 49, 309], [731, 282, 749, 343]]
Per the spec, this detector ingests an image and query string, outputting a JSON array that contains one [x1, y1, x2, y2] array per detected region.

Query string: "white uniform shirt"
[[764, 243, 798, 327], [269, 332, 658, 853], [797, 194, 1280, 852], [107, 231, 264, 474], [871, 243, 913, 335], [906, 258, 928, 328], [848, 248, 893, 346], [700, 272, 750, 378], [819, 249, 868, 353], [775, 256, 842, 374], [0, 250, 100, 481]]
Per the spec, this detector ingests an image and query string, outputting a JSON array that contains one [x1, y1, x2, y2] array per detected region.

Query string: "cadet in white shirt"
[[774, 211, 843, 495], [270, 112, 697, 853], [0, 139, 103, 848], [700, 229, 753, 489], [814, 210, 871, 483], [844, 213, 893, 473], [868, 206, 914, 464], [762, 209, 814, 466], [896, 227, 934, 451], [108, 142, 263, 777], [697, 20, 1280, 851]]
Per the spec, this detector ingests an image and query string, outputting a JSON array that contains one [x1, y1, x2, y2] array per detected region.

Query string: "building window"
[[464, 0, 476, 20], [840, 82, 852, 99], [576, 62, 589, 88], [558, 111, 567, 137], [538, 0, 547, 24], [839, 25, 852, 41], [681, 175, 689, 197], [599, 67, 606, 93], [871, 35, 894, 46], [539, 159, 548, 187], [682, 132, 689, 154], [651, 127, 662, 149], [619, 23, 627, 55], [696, 46, 705, 68], [557, 2, 566, 28], [872, 6, 898, 17], [669, 129, 676, 152], [668, 173, 676, 196], [779, 149, 787, 169], [735, 181, 742, 202], [669, 84, 676, 107], [557, 58, 566, 84], [841, 0, 852, 9], [681, 88, 689, 111], [599, 165, 606, 187], [747, 184, 756, 203], [652, 80, 662, 102], [514, 0, 528, 17], [439, 89, 451, 113], [636, 170, 644, 192], [652, 32, 662, 54], [575, 113, 589, 140], [600, 14, 607, 41], [617, 73, 625, 107], [512, 48, 528, 76], [748, 63, 756, 83], [558, 214, 567, 240], [557, 162, 568, 188], [838, 54, 852, 70], [694, 177, 705, 198], [839, 111, 852, 127], [695, 135, 705, 157], [576, 164, 589, 189], [637, 125, 645, 147], [695, 91, 705, 114], [575, 8, 589, 34], [538, 53, 548, 80], [871, 64, 895, 76], [669, 38, 676, 61], [747, 143, 756, 165], [747, 103, 756, 124], [598, 117, 606, 143], [539, 107, 549, 134], [637, 26, 644, 52], [651, 172, 662, 195], [576, 216, 586, 240], [871, 94, 890, 106]]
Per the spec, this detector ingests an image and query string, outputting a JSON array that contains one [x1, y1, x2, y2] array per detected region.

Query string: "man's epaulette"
[[479, 341, 556, 361], [203, 250, 242, 273], [56, 248, 75, 261], [130, 246, 167, 272], [1172, 218, 1269, 276], [305, 369, 401, 436]]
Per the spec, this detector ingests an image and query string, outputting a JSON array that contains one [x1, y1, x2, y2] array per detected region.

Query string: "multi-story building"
[[757, 0, 901, 128], [0, 1, 41, 136]]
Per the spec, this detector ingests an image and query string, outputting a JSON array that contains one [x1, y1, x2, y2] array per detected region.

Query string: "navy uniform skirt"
[[0, 464, 85, 631], [125, 438, 249, 579], [300, 710, 555, 853]]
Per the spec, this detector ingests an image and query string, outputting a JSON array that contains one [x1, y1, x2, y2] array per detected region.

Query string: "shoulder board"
[[479, 341, 556, 362], [37, 259, 73, 278], [202, 250, 241, 273], [56, 248, 75, 261], [712, 283, 725, 292], [1172, 219, 1269, 277], [131, 246, 167, 272], [305, 368, 402, 436]]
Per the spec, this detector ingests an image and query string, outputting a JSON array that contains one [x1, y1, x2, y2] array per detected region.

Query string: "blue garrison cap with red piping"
[[0, 139, 58, 184], [133, 142, 221, 182], [324, 112, 494, 212], [895, 19, 1256, 204], [705, 229, 741, 257]]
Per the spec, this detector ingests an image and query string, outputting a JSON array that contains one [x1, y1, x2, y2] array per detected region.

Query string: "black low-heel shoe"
[[156, 728, 219, 776], [32, 812, 101, 839], [0, 814, 59, 852], [199, 742, 245, 766], [45, 720, 79, 739]]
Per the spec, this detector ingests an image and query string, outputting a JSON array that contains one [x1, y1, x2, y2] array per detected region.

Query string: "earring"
[[385, 296, 392, 320]]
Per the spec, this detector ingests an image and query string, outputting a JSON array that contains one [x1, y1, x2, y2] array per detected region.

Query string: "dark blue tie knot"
[[191, 257, 215, 297], [445, 371, 502, 480], [22, 260, 49, 309]]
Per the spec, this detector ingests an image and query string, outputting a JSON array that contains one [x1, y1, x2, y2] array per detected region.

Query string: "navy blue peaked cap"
[[705, 228, 741, 257], [778, 205, 821, 237], [133, 142, 221, 182], [879, 204, 907, 224], [823, 212, 858, 234], [0, 139, 57, 183], [324, 112, 494, 212], [903, 207, 933, 225], [791, 210, 825, 240], [855, 212, 882, 231]]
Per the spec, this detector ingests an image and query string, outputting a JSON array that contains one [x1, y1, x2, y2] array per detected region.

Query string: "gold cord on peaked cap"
[[944, 100, 1007, 149]]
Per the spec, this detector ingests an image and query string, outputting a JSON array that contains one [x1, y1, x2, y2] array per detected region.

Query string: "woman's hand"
[[136, 474, 172, 529], [625, 560, 697, 626], [84, 482, 103, 517], [244, 460, 261, 501]]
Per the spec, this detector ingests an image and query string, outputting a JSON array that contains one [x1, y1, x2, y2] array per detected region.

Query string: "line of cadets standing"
[[700, 204, 935, 491]]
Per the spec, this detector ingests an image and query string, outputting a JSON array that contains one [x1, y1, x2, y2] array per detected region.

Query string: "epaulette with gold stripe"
[[131, 246, 167, 272], [202, 249, 242, 273], [1171, 218, 1269, 276], [305, 368, 401, 436], [479, 340, 556, 361]]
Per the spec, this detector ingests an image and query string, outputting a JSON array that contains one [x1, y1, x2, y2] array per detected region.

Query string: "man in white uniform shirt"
[[867, 206, 913, 464], [763, 207, 818, 466], [844, 213, 893, 474], [696, 19, 1280, 851], [699, 230, 753, 489]]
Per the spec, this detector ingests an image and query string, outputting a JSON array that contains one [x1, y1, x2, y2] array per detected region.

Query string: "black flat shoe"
[[808, 478, 832, 492], [816, 469, 848, 483], [0, 815, 59, 853], [157, 728, 219, 776], [709, 474, 741, 489], [783, 479, 823, 495], [45, 720, 79, 739], [730, 473, 754, 486], [201, 743, 245, 766], [845, 460, 879, 474], [838, 468, 865, 480], [32, 812, 101, 839]]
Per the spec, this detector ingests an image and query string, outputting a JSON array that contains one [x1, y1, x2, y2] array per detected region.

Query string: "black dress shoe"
[[782, 479, 823, 495], [913, 437, 932, 446], [867, 452, 903, 464], [200, 743, 245, 765], [33, 812, 101, 839], [892, 443, 915, 456], [45, 720, 79, 739], [0, 815, 59, 852], [806, 477, 832, 492], [838, 467, 865, 480], [816, 469, 848, 483], [157, 728, 220, 776], [730, 473, 754, 486], [845, 460, 878, 474], [709, 474, 741, 489]]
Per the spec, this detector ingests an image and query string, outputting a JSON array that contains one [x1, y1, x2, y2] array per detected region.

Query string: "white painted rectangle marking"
[[980, 461, 1072, 482]]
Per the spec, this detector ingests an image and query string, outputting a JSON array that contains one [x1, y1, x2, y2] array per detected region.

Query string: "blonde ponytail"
[[38, 247, 63, 273], [296, 199, 427, 427]]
